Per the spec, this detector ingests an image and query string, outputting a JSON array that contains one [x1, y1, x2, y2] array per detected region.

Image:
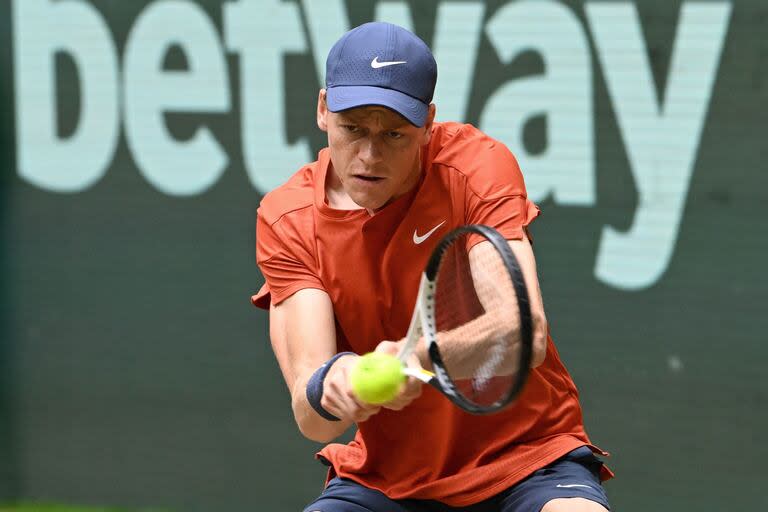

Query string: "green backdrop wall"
[[1, 0, 766, 510]]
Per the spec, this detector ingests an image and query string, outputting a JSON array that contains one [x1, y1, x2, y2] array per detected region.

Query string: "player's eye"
[[342, 124, 359, 133], [387, 131, 403, 140]]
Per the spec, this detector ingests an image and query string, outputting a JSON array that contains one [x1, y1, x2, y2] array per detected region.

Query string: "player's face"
[[318, 90, 435, 212]]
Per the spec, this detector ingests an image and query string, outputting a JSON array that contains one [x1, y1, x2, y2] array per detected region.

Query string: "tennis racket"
[[396, 224, 533, 414]]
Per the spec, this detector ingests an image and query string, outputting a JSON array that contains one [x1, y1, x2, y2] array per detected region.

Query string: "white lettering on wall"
[[9, 0, 735, 290], [12, 0, 119, 192], [588, 1, 732, 289], [300, 0, 350, 86], [431, 2, 485, 122], [481, 0, 595, 206], [123, 0, 230, 196], [373, 2, 414, 30], [224, 0, 310, 192]]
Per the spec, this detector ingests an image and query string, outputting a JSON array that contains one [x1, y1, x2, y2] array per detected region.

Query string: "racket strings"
[[432, 236, 523, 407]]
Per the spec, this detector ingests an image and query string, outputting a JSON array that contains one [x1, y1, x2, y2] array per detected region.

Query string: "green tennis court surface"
[[0, 505, 171, 512]]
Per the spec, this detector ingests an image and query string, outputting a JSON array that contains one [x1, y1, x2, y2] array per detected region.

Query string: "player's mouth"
[[352, 174, 385, 183]]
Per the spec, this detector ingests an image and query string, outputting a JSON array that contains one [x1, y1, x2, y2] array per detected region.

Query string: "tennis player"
[[252, 21, 612, 512]]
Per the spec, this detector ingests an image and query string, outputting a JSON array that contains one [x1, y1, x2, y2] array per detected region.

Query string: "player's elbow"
[[296, 418, 337, 444], [529, 312, 548, 368]]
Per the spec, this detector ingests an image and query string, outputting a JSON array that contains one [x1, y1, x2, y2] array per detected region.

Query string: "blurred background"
[[1, 0, 765, 510]]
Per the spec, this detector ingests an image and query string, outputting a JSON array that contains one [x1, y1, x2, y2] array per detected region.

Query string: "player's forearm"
[[291, 376, 352, 443], [529, 310, 548, 367], [421, 308, 547, 379], [433, 312, 514, 378]]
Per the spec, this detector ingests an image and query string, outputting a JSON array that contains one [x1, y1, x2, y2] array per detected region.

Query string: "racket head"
[[421, 224, 533, 414]]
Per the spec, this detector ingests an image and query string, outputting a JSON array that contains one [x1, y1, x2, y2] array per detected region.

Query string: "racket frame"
[[397, 224, 534, 414]]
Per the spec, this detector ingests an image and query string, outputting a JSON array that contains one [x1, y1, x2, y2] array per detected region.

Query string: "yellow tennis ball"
[[350, 352, 406, 404]]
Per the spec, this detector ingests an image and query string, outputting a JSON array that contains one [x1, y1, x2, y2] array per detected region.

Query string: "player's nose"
[[358, 137, 384, 166]]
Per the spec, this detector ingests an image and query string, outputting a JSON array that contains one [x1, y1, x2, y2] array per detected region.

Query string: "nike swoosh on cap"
[[371, 56, 407, 68], [555, 484, 594, 489], [413, 221, 445, 245]]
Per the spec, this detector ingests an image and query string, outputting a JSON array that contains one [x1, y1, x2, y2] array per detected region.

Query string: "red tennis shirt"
[[252, 122, 611, 506]]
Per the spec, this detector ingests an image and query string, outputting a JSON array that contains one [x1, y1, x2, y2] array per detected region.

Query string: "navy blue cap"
[[325, 22, 437, 127]]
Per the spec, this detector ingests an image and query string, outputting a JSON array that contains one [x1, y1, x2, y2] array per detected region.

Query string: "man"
[[252, 21, 612, 512]]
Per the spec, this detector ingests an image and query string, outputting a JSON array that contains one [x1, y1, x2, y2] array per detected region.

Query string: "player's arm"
[[269, 288, 380, 443], [440, 235, 548, 371], [506, 233, 548, 367], [407, 232, 548, 373]]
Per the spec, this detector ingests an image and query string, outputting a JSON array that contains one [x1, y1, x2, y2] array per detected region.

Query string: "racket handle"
[[402, 366, 435, 384]]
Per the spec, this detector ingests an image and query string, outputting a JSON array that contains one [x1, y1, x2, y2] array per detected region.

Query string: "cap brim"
[[326, 85, 428, 127]]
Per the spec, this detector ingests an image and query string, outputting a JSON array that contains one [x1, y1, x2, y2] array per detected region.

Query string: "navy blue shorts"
[[303, 446, 610, 512]]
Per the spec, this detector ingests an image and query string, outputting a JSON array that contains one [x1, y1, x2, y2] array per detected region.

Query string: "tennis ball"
[[350, 352, 406, 404]]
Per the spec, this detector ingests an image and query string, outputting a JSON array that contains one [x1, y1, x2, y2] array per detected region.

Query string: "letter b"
[[13, 0, 119, 192]]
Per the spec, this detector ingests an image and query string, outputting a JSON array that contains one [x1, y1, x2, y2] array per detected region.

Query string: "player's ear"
[[317, 89, 329, 132], [419, 104, 436, 145]]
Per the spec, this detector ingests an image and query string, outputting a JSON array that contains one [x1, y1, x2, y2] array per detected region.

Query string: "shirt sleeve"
[[251, 209, 325, 309], [463, 142, 540, 240], [466, 194, 540, 240]]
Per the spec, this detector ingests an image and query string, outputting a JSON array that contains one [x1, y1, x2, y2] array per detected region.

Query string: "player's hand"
[[374, 340, 423, 411], [320, 354, 382, 423]]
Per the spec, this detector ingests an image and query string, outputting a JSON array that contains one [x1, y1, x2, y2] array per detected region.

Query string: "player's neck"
[[324, 166, 366, 212]]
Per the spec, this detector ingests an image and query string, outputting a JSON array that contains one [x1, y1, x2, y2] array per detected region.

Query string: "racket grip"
[[402, 366, 435, 384]]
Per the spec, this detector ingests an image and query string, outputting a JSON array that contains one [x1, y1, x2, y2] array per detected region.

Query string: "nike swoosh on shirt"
[[413, 221, 446, 245], [556, 484, 594, 489], [371, 56, 407, 68]]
